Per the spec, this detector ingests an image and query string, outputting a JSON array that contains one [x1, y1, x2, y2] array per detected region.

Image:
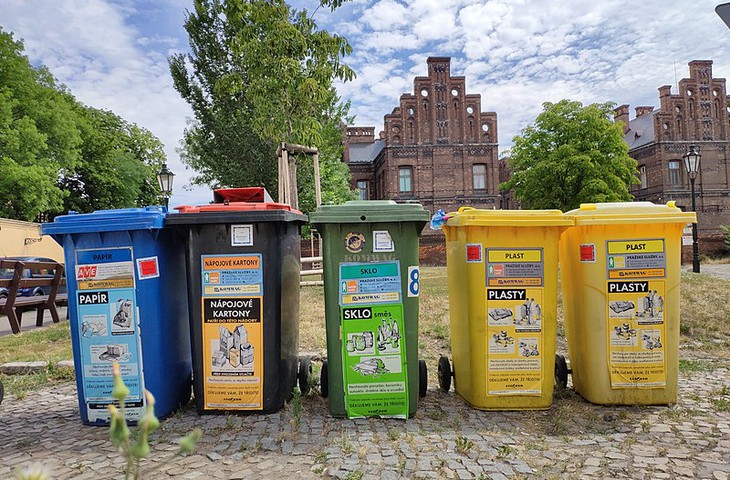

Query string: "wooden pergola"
[[277, 142, 321, 210], [277, 142, 323, 286]]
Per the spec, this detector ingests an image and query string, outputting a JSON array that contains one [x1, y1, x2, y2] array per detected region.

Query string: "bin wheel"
[[298, 357, 312, 396], [555, 354, 568, 389], [418, 360, 428, 398], [438, 356, 452, 392], [0, 379, 4, 405], [320, 360, 328, 398]]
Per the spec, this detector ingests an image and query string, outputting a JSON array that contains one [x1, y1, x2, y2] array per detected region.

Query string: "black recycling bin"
[[166, 188, 308, 414]]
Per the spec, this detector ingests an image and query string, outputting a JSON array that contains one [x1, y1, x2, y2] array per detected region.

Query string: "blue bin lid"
[[41, 206, 168, 235]]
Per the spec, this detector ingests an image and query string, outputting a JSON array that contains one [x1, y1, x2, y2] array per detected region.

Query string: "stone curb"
[[0, 360, 75, 375]]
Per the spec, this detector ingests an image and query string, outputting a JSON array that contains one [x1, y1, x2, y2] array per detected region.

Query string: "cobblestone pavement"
[[1, 364, 729, 480]]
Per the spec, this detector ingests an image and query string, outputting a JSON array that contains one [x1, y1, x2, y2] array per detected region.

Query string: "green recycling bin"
[[309, 200, 430, 418]]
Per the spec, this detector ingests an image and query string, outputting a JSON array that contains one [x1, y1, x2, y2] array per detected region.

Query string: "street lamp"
[[682, 145, 701, 273], [156, 163, 175, 210]]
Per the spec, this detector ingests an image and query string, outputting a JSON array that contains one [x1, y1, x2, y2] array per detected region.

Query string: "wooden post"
[[289, 154, 298, 210], [282, 147, 291, 206], [313, 153, 322, 208], [278, 143, 285, 203]]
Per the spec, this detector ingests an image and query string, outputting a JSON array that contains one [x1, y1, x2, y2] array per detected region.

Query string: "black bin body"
[[167, 191, 305, 414]]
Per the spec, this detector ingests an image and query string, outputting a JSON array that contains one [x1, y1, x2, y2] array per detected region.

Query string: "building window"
[[668, 160, 681, 186], [639, 166, 647, 189], [357, 180, 369, 200], [399, 167, 413, 193], [473, 164, 486, 190]]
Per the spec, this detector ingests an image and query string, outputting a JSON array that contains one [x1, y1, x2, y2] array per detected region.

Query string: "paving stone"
[[2, 367, 730, 479]]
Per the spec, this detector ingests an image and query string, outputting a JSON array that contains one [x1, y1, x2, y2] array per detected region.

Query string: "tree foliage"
[[0, 29, 81, 220], [501, 99, 638, 211], [169, 0, 357, 211], [60, 106, 166, 213], [0, 27, 167, 221]]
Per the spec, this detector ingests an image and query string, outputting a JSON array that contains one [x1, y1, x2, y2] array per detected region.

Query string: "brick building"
[[615, 60, 730, 234], [343, 57, 499, 218]]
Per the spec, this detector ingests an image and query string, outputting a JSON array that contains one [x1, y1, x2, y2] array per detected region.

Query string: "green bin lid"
[[565, 201, 697, 226], [309, 200, 430, 225], [444, 207, 573, 227]]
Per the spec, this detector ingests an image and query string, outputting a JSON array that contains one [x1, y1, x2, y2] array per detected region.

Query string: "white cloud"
[[361, 0, 410, 30], [2, 0, 206, 206]]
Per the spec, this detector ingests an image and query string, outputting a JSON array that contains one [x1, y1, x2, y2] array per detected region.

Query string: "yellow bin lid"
[[565, 201, 697, 225], [444, 207, 573, 227]]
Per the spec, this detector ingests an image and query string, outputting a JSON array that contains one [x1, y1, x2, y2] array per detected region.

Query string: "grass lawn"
[[0, 321, 74, 399], [2, 266, 729, 398]]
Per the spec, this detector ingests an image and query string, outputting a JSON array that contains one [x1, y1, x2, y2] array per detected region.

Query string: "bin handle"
[[457, 206, 476, 213]]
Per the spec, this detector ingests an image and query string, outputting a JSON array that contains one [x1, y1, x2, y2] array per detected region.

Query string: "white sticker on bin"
[[232, 224, 254, 246], [373, 230, 395, 252]]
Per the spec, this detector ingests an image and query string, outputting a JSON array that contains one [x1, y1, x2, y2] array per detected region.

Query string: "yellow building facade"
[[0, 218, 64, 261]]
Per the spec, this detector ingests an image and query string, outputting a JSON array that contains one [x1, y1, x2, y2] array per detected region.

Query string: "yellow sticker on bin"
[[607, 240, 664, 255], [488, 250, 542, 263]]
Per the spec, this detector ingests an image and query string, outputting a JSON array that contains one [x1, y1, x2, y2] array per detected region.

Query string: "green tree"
[[501, 99, 638, 211], [169, 0, 356, 210], [0, 27, 168, 220], [0, 28, 82, 220], [60, 106, 166, 213]]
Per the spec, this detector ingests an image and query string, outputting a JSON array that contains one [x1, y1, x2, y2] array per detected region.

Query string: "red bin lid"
[[213, 187, 273, 204], [174, 202, 295, 213], [174, 187, 301, 214]]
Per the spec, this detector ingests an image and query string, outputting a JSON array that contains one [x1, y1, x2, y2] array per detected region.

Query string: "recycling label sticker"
[[485, 248, 544, 396], [75, 247, 145, 422], [339, 261, 408, 418], [605, 239, 667, 388], [201, 254, 264, 409]]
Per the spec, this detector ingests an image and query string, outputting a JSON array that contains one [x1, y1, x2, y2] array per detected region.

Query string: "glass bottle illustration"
[[391, 320, 400, 348]]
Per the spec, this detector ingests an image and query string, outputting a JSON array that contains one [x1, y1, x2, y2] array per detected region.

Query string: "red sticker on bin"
[[579, 244, 596, 262], [466, 244, 483, 263], [136, 257, 160, 280]]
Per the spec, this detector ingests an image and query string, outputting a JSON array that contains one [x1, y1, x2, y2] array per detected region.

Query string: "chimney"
[[635, 106, 654, 117], [345, 127, 375, 144], [658, 85, 672, 111], [613, 104, 630, 134]]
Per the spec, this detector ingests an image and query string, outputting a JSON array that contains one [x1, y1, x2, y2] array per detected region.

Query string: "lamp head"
[[683, 145, 701, 180], [157, 163, 175, 195]]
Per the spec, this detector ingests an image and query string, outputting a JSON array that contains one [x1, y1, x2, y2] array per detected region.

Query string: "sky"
[[3, 0, 730, 207]]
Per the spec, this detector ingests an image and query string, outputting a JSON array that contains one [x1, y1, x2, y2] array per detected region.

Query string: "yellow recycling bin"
[[439, 207, 573, 410], [559, 202, 696, 405]]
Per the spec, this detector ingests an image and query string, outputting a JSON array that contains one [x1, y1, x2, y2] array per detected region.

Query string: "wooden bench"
[[0, 259, 67, 334]]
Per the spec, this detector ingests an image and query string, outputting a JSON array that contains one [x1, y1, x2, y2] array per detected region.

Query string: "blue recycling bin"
[[42, 207, 192, 425]]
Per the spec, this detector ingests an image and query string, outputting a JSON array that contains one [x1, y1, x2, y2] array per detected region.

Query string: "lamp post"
[[156, 163, 175, 210], [682, 145, 701, 273]]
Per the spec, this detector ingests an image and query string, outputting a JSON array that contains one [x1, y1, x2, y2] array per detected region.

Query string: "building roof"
[[348, 140, 384, 163], [624, 111, 656, 150]]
